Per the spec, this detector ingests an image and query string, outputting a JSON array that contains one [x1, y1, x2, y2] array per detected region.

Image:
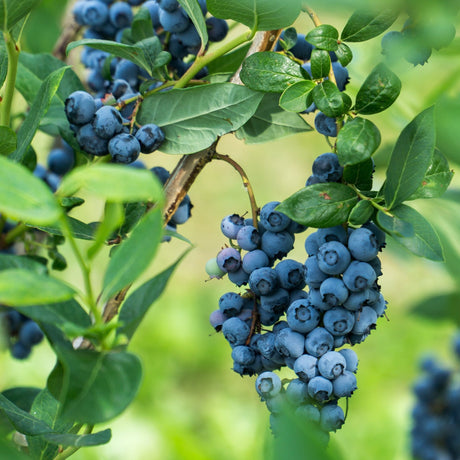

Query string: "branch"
[[53, 0, 81, 60]]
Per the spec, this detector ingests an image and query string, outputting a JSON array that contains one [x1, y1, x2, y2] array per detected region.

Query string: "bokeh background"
[[1, 1, 460, 459]]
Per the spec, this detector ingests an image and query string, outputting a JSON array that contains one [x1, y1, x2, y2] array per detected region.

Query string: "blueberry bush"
[[0, 0, 458, 458]]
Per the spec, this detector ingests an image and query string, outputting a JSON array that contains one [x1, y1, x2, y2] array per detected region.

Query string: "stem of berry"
[[348, 184, 394, 217], [213, 152, 259, 230], [0, 32, 20, 128]]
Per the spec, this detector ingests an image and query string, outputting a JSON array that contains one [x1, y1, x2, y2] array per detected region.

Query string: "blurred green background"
[[2, 1, 460, 459]]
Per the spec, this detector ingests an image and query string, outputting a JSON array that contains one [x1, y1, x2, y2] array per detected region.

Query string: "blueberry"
[[236, 225, 260, 251], [87, 68, 107, 93], [323, 307, 355, 336], [317, 241, 351, 275], [170, 195, 192, 225], [274, 327, 305, 359], [338, 348, 358, 373], [65, 91, 96, 125], [109, 2, 133, 28], [348, 227, 379, 262], [305, 327, 334, 358], [142, 0, 161, 27], [319, 277, 349, 307], [343, 290, 371, 311], [294, 354, 318, 382], [261, 231, 294, 260], [274, 259, 306, 290], [331, 62, 349, 91], [157, 0, 180, 12], [260, 201, 291, 233], [289, 289, 309, 304], [45, 172, 61, 192], [316, 226, 348, 246], [228, 267, 250, 287], [209, 309, 227, 331], [47, 148, 75, 176], [76, 123, 109, 156], [312, 153, 343, 183], [92, 105, 124, 139], [308, 288, 332, 311], [315, 112, 338, 137], [160, 8, 190, 33], [351, 306, 378, 336], [219, 292, 244, 317], [114, 60, 140, 89], [333, 371, 357, 398], [320, 404, 345, 431], [305, 174, 322, 186], [151, 166, 170, 185], [342, 261, 377, 292], [108, 133, 141, 164], [206, 17, 229, 42], [197, 0, 207, 15], [286, 299, 320, 334], [295, 404, 321, 423], [242, 249, 270, 274], [33, 164, 47, 180], [231, 345, 256, 366], [174, 23, 201, 48], [216, 247, 241, 273], [307, 376, 333, 402], [304, 256, 328, 289], [18, 321, 44, 346], [256, 333, 285, 364], [81, 1, 109, 27], [285, 379, 310, 405], [221, 214, 245, 239], [5, 310, 22, 334], [168, 35, 189, 59], [363, 222, 386, 250], [260, 288, 290, 315], [222, 317, 250, 347], [11, 341, 31, 360], [318, 351, 346, 379], [118, 92, 140, 119], [305, 232, 319, 256], [256, 372, 282, 400], [290, 34, 313, 61], [248, 267, 279, 296]]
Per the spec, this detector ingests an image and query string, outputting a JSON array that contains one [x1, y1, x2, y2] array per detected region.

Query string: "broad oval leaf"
[[137, 83, 264, 154], [336, 117, 381, 166], [376, 210, 415, 238], [355, 63, 401, 115], [310, 49, 331, 79], [241, 52, 308, 93], [335, 43, 353, 67], [341, 9, 399, 42], [178, 0, 208, 47], [57, 164, 164, 204], [102, 207, 163, 301], [0, 156, 61, 225], [0, 0, 40, 31], [348, 200, 374, 226], [343, 158, 374, 191], [31, 216, 96, 241], [0, 269, 75, 306], [306, 25, 339, 51], [207, 0, 302, 31], [277, 183, 358, 228], [384, 107, 436, 209], [279, 80, 315, 112], [312, 81, 352, 117]]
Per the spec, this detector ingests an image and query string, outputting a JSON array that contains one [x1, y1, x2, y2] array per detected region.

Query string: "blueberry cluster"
[[1, 309, 44, 360], [65, 89, 164, 163], [411, 334, 460, 460]]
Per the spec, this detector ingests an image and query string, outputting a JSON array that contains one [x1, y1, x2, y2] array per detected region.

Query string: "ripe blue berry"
[[260, 201, 291, 233], [65, 91, 96, 125], [219, 292, 244, 317], [333, 371, 358, 397], [348, 227, 379, 261], [76, 123, 109, 156], [315, 112, 338, 137], [305, 327, 334, 358], [255, 372, 282, 399], [308, 376, 333, 402], [81, 1, 109, 27], [323, 307, 355, 336], [249, 267, 279, 296], [319, 277, 349, 307], [47, 147, 75, 176], [260, 288, 290, 316], [19, 321, 44, 346], [304, 256, 328, 288], [242, 249, 270, 274], [317, 241, 351, 275], [312, 152, 343, 183], [109, 2, 133, 28], [294, 354, 318, 382], [159, 8, 190, 33], [108, 133, 141, 164], [286, 299, 320, 334], [92, 106, 123, 139], [236, 225, 260, 251], [222, 317, 250, 347], [221, 214, 245, 239], [157, 0, 180, 12], [274, 259, 306, 290], [206, 17, 229, 42], [135, 124, 165, 153], [274, 328, 305, 359], [318, 351, 347, 379], [320, 404, 345, 431], [338, 348, 358, 373], [343, 261, 377, 292], [216, 247, 241, 273], [261, 231, 294, 260]]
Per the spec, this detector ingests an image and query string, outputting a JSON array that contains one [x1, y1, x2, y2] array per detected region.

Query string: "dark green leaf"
[[0, 0, 40, 31], [0, 388, 40, 434], [310, 49, 331, 79], [207, 43, 251, 75], [312, 81, 352, 117], [130, 7, 155, 42], [31, 216, 96, 241], [355, 63, 401, 115], [240, 52, 308, 93], [348, 200, 374, 226], [41, 429, 112, 448], [376, 210, 414, 238], [279, 80, 315, 112], [411, 292, 460, 326], [48, 348, 142, 424], [178, 0, 208, 48], [102, 207, 163, 301], [120, 202, 147, 235], [10, 67, 67, 165], [336, 117, 381, 166], [0, 156, 61, 225], [0, 254, 47, 275], [0, 438, 29, 459], [0, 126, 16, 155], [306, 25, 339, 51], [341, 9, 399, 42], [235, 93, 312, 144], [343, 158, 374, 191], [277, 183, 358, 228], [384, 107, 436, 209], [335, 43, 353, 66], [119, 251, 190, 340], [386, 204, 444, 261], [408, 149, 453, 200], [207, 0, 302, 31], [137, 83, 264, 154], [60, 196, 85, 212]]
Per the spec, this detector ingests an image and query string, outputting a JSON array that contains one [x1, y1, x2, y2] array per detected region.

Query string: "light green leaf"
[[341, 9, 399, 42], [376, 210, 415, 238], [279, 80, 315, 112], [0, 0, 40, 31], [306, 25, 339, 51], [0, 126, 16, 155]]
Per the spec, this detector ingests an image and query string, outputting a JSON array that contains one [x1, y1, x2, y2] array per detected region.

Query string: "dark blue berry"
[[108, 133, 141, 164]]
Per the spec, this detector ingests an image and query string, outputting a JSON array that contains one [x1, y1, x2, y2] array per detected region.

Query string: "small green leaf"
[[341, 9, 399, 42], [0, 0, 40, 31], [385, 204, 444, 261], [0, 254, 47, 275], [207, 0, 302, 31], [280, 27, 298, 50], [279, 80, 315, 112], [277, 183, 358, 228], [336, 117, 381, 166], [58, 164, 164, 204], [348, 200, 374, 226], [178, 0, 208, 48], [0, 388, 40, 435], [355, 63, 401, 115], [119, 202, 147, 235], [0, 156, 61, 225], [384, 107, 436, 209], [48, 348, 142, 424], [335, 43, 353, 67], [240, 52, 308, 93], [130, 7, 155, 42], [343, 158, 374, 191], [102, 207, 163, 301], [41, 429, 112, 448], [137, 83, 264, 154], [31, 216, 95, 241], [408, 149, 453, 200], [411, 291, 460, 326], [312, 81, 352, 117], [310, 49, 331, 79], [306, 25, 339, 51], [0, 269, 75, 306], [236, 93, 312, 144], [0, 126, 16, 155], [376, 210, 415, 238]]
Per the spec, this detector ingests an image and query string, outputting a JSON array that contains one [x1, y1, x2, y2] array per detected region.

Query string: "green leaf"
[[0, 269, 75, 306], [0, 156, 62, 225], [130, 7, 155, 42], [310, 49, 331, 79], [10, 67, 67, 165], [235, 93, 312, 144], [207, 0, 302, 31], [407, 149, 453, 200], [102, 207, 163, 301], [354, 63, 401, 115], [48, 348, 142, 424], [376, 210, 414, 238], [41, 429, 112, 448], [207, 43, 251, 75], [305, 25, 339, 51], [312, 81, 352, 117], [277, 183, 358, 228], [31, 216, 95, 241], [137, 83, 264, 154], [336, 117, 381, 166], [279, 27, 298, 50], [385, 204, 444, 261], [178, 0, 208, 48], [0, 387, 40, 434], [119, 251, 190, 340], [0, 0, 40, 31], [0, 33, 7, 89], [335, 43, 353, 67], [342, 158, 374, 191], [0, 254, 47, 275], [341, 9, 399, 42], [0, 438, 29, 459], [411, 292, 460, 326], [279, 80, 315, 112], [348, 200, 374, 226], [58, 164, 164, 204], [119, 202, 147, 235], [0, 126, 16, 155], [384, 107, 436, 209], [240, 52, 308, 93]]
